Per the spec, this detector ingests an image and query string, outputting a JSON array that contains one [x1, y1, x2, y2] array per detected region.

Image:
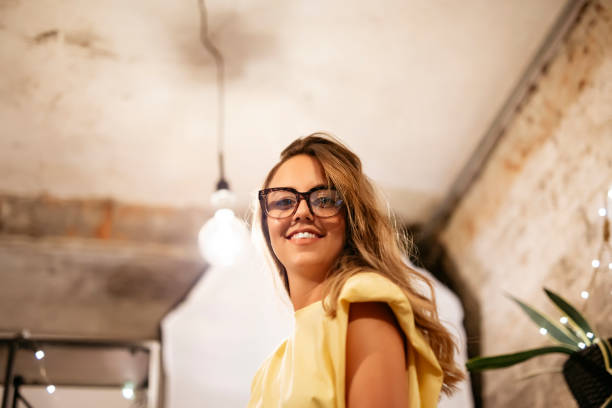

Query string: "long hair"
[[251, 132, 464, 394]]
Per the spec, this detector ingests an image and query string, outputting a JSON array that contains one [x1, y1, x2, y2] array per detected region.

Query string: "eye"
[[315, 196, 332, 207], [312, 190, 340, 208], [271, 198, 296, 209], [267, 192, 297, 210]]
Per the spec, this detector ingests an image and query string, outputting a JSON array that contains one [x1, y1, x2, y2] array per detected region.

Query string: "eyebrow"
[[266, 184, 331, 192], [310, 183, 328, 190]]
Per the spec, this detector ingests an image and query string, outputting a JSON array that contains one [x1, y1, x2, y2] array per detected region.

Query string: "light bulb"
[[581, 291, 589, 299], [122, 382, 135, 400], [210, 188, 236, 208], [586, 332, 594, 339], [578, 342, 586, 349], [35, 350, 45, 360], [46, 385, 56, 394], [198, 208, 249, 267], [592, 259, 601, 268], [539, 327, 548, 335], [560, 316, 568, 324], [598, 208, 607, 217]]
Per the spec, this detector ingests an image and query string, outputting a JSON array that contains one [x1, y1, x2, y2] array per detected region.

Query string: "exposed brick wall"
[[440, 1, 612, 406]]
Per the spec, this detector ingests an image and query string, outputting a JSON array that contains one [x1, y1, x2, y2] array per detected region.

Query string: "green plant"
[[466, 288, 612, 407]]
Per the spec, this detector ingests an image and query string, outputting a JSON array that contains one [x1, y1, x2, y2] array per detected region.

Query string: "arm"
[[345, 302, 409, 408]]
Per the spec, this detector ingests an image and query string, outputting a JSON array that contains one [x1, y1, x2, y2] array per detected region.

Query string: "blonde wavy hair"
[[251, 132, 464, 394]]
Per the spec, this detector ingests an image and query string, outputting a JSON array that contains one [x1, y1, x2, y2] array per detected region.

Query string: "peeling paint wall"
[[0, 193, 207, 339], [0, 0, 567, 223], [440, 1, 612, 406]]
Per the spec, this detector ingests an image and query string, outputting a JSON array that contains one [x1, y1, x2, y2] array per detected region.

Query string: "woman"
[[248, 133, 465, 407]]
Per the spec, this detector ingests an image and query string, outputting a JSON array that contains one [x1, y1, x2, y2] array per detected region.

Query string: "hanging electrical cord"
[[195, 0, 249, 267], [197, 0, 228, 190]]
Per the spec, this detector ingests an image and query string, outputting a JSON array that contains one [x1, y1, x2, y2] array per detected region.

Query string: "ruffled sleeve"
[[247, 338, 288, 408], [249, 363, 264, 407], [334, 272, 443, 408]]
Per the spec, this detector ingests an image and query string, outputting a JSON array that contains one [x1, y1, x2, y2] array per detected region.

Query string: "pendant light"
[[196, 0, 248, 267]]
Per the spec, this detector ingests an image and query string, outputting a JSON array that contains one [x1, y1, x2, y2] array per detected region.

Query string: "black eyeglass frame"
[[258, 186, 344, 219]]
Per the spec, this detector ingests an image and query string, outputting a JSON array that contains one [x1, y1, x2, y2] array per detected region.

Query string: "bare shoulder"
[[348, 301, 398, 325], [347, 302, 406, 349], [346, 302, 408, 408]]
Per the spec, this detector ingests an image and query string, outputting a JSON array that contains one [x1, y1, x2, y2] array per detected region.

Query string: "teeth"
[[291, 232, 318, 239]]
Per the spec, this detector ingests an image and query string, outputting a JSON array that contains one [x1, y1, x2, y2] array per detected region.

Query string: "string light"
[[539, 327, 548, 335], [32, 343, 139, 401], [585, 185, 612, 299], [586, 332, 594, 339], [122, 382, 135, 400], [578, 342, 586, 349], [33, 345, 54, 397], [560, 316, 568, 324]]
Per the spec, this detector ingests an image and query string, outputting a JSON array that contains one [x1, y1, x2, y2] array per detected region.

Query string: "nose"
[[293, 196, 314, 220]]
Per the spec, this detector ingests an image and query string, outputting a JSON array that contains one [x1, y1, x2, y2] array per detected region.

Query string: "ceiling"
[[0, 0, 567, 223], [0, 0, 572, 401]]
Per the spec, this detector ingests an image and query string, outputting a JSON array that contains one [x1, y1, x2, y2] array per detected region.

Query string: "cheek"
[[266, 219, 286, 252], [327, 217, 347, 250], [266, 217, 281, 234]]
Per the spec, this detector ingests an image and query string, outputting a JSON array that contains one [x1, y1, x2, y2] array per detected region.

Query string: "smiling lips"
[[286, 229, 324, 241]]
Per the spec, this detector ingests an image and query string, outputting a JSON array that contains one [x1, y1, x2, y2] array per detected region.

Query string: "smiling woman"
[[261, 155, 346, 309], [248, 133, 465, 408]]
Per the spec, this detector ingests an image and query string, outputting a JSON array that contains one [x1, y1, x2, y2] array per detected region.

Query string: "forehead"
[[268, 154, 327, 190]]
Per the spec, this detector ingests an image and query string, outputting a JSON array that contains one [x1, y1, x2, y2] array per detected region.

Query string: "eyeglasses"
[[258, 186, 344, 219]]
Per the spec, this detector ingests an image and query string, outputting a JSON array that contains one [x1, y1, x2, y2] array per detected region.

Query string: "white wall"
[[161, 243, 292, 408]]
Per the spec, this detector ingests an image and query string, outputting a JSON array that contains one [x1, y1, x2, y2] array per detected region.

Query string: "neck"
[[287, 269, 327, 311]]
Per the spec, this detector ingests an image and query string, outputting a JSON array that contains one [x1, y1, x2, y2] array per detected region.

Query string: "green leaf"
[[544, 288, 594, 343], [466, 346, 576, 371], [600, 338, 612, 375], [604, 338, 612, 356], [601, 393, 612, 408], [507, 294, 582, 347]]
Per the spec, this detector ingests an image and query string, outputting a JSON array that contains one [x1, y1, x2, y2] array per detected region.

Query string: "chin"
[[287, 258, 333, 276]]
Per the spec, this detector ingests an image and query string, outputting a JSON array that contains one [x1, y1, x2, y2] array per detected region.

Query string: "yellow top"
[[247, 272, 443, 408]]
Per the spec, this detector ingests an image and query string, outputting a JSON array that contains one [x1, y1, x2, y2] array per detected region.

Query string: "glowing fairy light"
[[35, 350, 45, 360], [598, 207, 607, 217], [122, 388, 134, 400], [581, 291, 589, 299], [539, 327, 548, 335], [592, 259, 601, 268], [560, 316, 568, 324], [578, 342, 586, 349], [46, 385, 56, 394], [586, 332, 594, 339], [122, 382, 135, 400]]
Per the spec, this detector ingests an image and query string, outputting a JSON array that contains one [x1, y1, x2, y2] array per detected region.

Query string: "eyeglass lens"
[[264, 189, 342, 218]]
